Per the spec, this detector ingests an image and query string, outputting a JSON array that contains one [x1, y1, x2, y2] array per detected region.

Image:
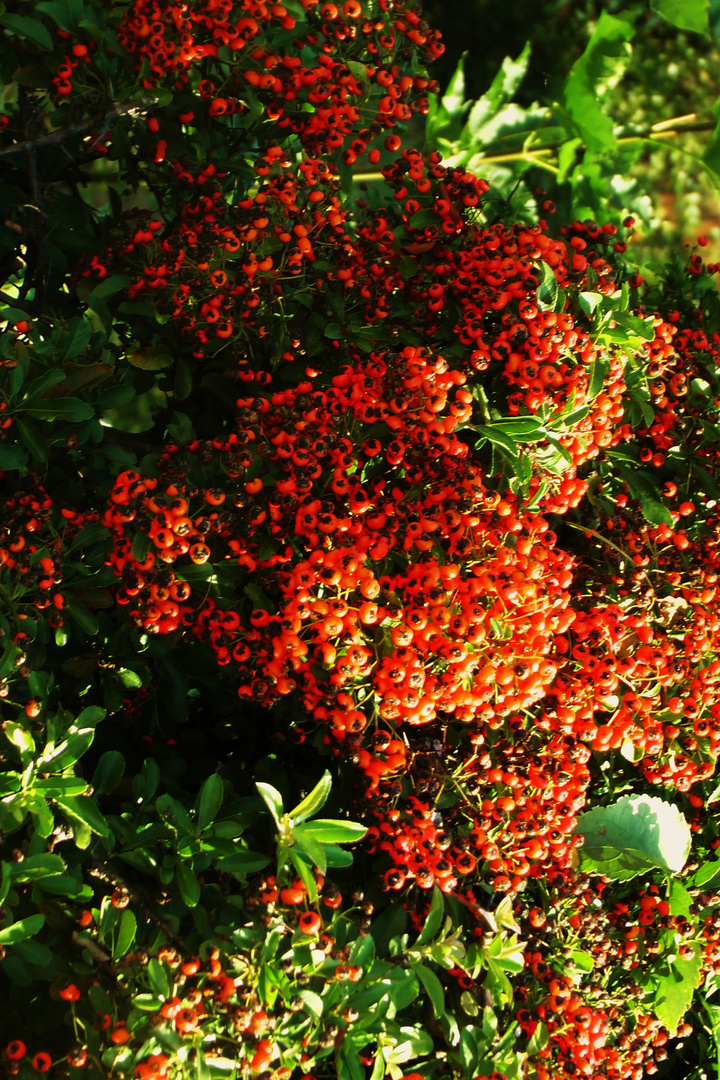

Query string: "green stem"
[[352, 116, 716, 179]]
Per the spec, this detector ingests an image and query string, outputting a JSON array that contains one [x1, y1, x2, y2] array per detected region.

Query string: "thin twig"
[[0, 99, 156, 161]]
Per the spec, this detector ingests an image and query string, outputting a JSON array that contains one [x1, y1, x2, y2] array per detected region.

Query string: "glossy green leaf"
[[195, 774, 224, 835], [292, 827, 327, 875], [216, 851, 270, 875], [92, 751, 125, 795], [416, 885, 444, 946], [175, 859, 201, 907], [291, 819, 367, 843], [654, 947, 702, 1033], [0, 13, 54, 49], [289, 847, 317, 901], [255, 782, 284, 827], [55, 795, 111, 845], [147, 958, 172, 999], [111, 909, 137, 959], [412, 962, 445, 1019], [289, 770, 332, 823], [0, 913, 45, 945]]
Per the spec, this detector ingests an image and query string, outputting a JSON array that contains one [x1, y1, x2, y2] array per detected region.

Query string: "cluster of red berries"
[[114, 0, 442, 158]]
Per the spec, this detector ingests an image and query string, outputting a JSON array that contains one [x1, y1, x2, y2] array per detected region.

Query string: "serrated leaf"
[[562, 12, 635, 153], [654, 948, 702, 1033], [572, 794, 691, 877], [464, 43, 531, 145]]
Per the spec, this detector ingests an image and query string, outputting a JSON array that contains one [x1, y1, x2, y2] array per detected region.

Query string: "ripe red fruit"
[[250, 1038, 274, 1072], [5, 1042, 26, 1061], [298, 911, 322, 936]]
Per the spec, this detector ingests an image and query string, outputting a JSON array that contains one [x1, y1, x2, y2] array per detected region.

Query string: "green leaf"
[[412, 962, 445, 1019], [195, 774, 224, 835], [415, 885, 444, 946], [41, 730, 95, 772], [127, 345, 174, 370], [572, 794, 691, 878], [75, 705, 106, 728], [570, 949, 595, 973], [618, 466, 673, 527], [0, 913, 45, 945], [55, 795, 111, 846], [244, 584, 274, 613], [16, 419, 48, 462], [289, 771, 332, 823], [704, 94, 720, 179], [292, 819, 367, 843], [22, 397, 95, 422], [0, 13, 54, 49], [579, 291, 602, 317], [337, 1041, 364, 1080], [88, 275, 132, 307], [475, 425, 519, 460], [651, 0, 709, 35], [6, 853, 65, 883], [117, 668, 143, 688], [464, 43, 531, 144], [289, 847, 317, 901], [526, 1020, 549, 1055], [694, 860, 720, 890], [292, 827, 327, 875], [132, 994, 163, 1011], [536, 260, 559, 311], [216, 851, 269, 875], [147, 957, 172, 999], [562, 12, 635, 153], [64, 598, 100, 636], [322, 843, 354, 868], [175, 859, 201, 907], [111, 909, 136, 959], [296, 989, 323, 1019], [654, 947, 702, 1033], [255, 782, 284, 827], [156, 794, 194, 835], [0, 444, 28, 469], [92, 751, 125, 796]]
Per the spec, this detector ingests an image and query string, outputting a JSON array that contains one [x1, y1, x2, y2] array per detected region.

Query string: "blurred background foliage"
[[419, 0, 720, 267]]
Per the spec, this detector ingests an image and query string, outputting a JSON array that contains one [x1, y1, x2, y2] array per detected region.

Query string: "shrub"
[[0, 1, 720, 1079]]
